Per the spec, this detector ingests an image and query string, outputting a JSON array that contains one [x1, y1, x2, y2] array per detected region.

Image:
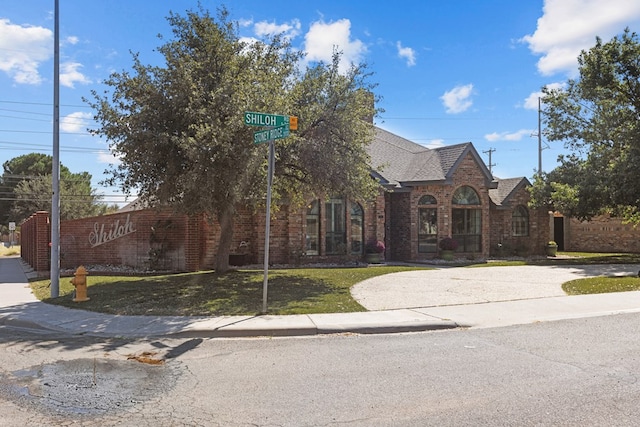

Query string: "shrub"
[[365, 240, 385, 254], [439, 237, 459, 251]]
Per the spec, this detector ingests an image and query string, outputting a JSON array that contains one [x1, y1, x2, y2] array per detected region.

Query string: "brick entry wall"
[[21, 209, 202, 273], [565, 214, 640, 253], [20, 211, 50, 271], [60, 209, 189, 271], [20, 198, 386, 273]]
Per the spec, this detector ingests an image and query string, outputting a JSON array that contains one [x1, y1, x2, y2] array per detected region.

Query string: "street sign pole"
[[244, 111, 297, 313], [262, 139, 275, 314]]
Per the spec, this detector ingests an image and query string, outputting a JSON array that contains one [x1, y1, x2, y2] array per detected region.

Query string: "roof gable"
[[489, 177, 531, 206], [367, 126, 495, 189]]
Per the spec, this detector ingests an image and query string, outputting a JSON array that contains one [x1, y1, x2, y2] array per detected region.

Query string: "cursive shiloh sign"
[[89, 214, 136, 247]]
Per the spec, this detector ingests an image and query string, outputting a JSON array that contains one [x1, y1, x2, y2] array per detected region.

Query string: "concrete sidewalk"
[[2, 256, 640, 338]]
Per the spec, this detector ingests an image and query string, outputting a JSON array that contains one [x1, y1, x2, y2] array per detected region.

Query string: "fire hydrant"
[[70, 266, 90, 302]]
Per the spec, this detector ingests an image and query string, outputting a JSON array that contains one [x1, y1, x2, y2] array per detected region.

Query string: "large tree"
[[538, 28, 640, 222], [87, 7, 380, 272], [11, 172, 106, 221], [0, 153, 105, 223]]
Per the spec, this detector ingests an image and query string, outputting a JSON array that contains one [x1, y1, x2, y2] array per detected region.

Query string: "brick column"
[[184, 215, 201, 272]]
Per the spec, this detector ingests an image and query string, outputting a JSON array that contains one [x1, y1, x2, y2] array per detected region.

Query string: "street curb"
[[0, 312, 459, 339], [164, 321, 459, 339], [0, 314, 65, 334]]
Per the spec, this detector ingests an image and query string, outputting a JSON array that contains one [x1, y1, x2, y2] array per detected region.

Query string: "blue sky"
[[2, 0, 640, 205]]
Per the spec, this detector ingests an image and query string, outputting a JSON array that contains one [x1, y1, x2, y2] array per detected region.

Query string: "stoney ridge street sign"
[[253, 124, 290, 144]]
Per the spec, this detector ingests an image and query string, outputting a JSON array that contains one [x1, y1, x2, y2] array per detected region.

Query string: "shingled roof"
[[488, 177, 530, 206], [368, 126, 495, 189]]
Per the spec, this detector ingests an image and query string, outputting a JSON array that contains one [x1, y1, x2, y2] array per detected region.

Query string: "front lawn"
[[563, 275, 640, 295], [470, 252, 640, 267], [30, 266, 429, 316]]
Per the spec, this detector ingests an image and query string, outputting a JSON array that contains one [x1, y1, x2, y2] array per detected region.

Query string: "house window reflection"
[[418, 195, 437, 253]]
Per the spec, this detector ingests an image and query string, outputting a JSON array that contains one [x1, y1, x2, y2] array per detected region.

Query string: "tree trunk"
[[214, 204, 234, 273]]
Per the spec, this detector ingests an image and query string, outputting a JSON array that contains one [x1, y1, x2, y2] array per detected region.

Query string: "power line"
[[0, 99, 91, 109], [380, 116, 505, 121], [0, 140, 110, 153], [0, 129, 93, 136]]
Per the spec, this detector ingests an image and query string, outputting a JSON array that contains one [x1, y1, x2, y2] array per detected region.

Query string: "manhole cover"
[[0, 358, 177, 416]]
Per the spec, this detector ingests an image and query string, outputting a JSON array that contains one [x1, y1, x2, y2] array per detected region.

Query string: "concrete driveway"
[[351, 264, 640, 311]]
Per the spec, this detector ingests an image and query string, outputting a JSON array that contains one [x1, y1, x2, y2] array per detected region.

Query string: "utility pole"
[[538, 97, 542, 176], [50, 0, 60, 297], [483, 147, 496, 175]]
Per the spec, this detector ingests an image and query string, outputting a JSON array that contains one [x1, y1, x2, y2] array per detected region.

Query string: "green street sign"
[[245, 111, 288, 127], [254, 124, 290, 144]]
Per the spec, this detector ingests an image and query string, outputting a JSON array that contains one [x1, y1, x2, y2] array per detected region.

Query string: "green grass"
[[30, 266, 429, 316], [468, 252, 640, 268], [0, 244, 20, 257], [29, 252, 640, 315], [471, 251, 640, 296], [563, 275, 640, 295]]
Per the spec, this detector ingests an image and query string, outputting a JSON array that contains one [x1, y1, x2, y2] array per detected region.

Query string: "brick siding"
[[565, 215, 640, 253]]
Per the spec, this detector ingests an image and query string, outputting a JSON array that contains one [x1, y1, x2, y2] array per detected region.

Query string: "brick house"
[[369, 128, 548, 261], [21, 126, 549, 272]]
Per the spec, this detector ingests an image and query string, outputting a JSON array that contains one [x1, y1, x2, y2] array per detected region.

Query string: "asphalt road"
[[2, 311, 640, 426]]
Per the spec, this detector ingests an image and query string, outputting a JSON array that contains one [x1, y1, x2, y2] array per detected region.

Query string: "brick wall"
[[59, 209, 189, 271], [21, 177, 560, 273], [488, 187, 549, 257], [20, 211, 50, 271], [566, 214, 640, 253]]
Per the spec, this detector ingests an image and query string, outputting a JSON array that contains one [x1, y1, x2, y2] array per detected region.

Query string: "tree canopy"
[[87, 6, 380, 272], [534, 28, 640, 222], [1, 153, 106, 223]]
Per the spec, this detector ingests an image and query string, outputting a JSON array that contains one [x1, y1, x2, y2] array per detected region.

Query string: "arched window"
[[452, 186, 480, 205], [306, 200, 320, 255], [418, 195, 437, 205], [350, 202, 364, 255], [452, 186, 482, 252], [512, 205, 529, 236], [418, 195, 437, 253]]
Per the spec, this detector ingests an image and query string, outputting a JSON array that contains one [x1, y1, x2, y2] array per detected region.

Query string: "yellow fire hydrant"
[[70, 266, 90, 302]]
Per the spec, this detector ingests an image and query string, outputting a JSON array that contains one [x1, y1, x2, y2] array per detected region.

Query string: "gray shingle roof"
[[368, 126, 493, 188], [489, 177, 530, 206]]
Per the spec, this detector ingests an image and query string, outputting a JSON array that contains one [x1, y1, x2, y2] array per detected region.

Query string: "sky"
[[2, 0, 640, 206]]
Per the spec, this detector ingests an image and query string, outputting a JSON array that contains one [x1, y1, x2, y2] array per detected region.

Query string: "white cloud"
[[0, 18, 52, 85], [60, 62, 91, 88], [440, 84, 474, 114], [254, 19, 301, 40], [97, 150, 122, 165], [485, 129, 535, 142], [523, 82, 565, 109], [424, 139, 445, 149], [521, 0, 640, 76], [65, 36, 79, 45], [61, 111, 92, 133], [304, 19, 366, 73], [396, 41, 416, 66], [239, 36, 259, 46]]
